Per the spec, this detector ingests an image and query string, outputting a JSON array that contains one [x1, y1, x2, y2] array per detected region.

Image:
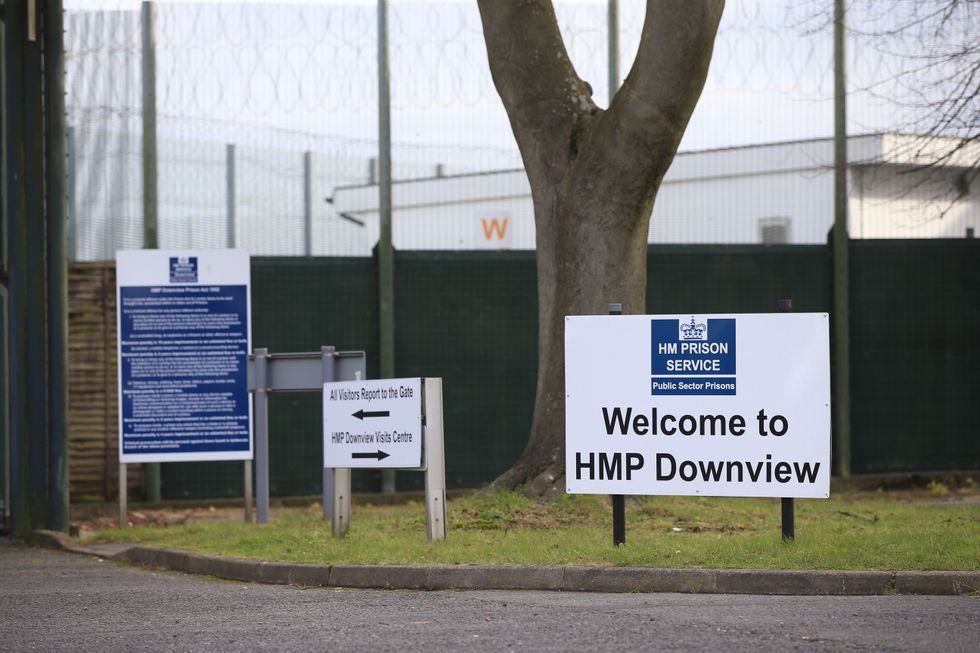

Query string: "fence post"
[[227, 144, 238, 249], [833, 0, 851, 478], [66, 126, 77, 261], [377, 0, 396, 496], [304, 151, 313, 257], [44, 0, 70, 533], [607, 0, 619, 102], [141, 1, 162, 503]]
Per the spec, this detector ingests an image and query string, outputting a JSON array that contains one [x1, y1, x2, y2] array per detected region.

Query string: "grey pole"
[[118, 464, 127, 527], [321, 346, 336, 521], [254, 349, 270, 523], [304, 151, 313, 257], [233, 141, 246, 512], [227, 144, 237, 249], [607, 0, 619, 103], [141, 0, 161, 503], [832, 0, 851, 478], [141, 0, 159, 250], [377, 0, 396, 495]]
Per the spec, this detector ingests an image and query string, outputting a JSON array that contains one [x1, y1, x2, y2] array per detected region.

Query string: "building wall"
[[335, 136, 978, 251], [851, 165, 978, 239]]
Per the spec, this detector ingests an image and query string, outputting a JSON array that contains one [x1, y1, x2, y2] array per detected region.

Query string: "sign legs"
[[254, 348, 270, 524], [423, 377, 447, 542], [118, 463, 127, 528], [332, 467, 351, 536], [244, 461, 253, 523]]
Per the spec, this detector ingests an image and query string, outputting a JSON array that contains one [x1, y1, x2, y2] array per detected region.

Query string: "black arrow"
[[352, 450, 390, 461], [352, 409, 390, 420]]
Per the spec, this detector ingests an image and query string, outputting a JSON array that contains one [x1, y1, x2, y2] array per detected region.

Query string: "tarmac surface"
[[3, 542, 979, 652]]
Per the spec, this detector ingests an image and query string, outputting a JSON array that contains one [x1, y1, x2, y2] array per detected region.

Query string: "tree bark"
[[478, 0, 724, 497]]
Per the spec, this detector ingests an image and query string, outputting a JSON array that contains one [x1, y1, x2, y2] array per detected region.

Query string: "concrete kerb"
[[895, 571, 980, 596], [31, 531, 980, 596]]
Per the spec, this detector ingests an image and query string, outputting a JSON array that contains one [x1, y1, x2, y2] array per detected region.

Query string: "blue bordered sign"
[[117, 249, 252, 463]]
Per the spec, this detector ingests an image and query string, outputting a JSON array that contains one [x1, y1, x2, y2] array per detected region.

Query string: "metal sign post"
[[608, 303, 626, 547], [247, 349, 366, 524], [423, 377, 447, 541], [778, 299, 796, 542]]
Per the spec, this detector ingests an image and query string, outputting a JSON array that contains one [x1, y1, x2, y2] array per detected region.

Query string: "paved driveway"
[[1, 543, 977, 652]]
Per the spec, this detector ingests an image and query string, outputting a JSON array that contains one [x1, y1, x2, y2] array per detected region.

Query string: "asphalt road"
[[1, 542, 977, 652]]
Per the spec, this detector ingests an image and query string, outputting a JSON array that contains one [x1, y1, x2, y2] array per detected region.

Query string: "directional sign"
[[323, 378, 423, 469], [565, 313, 830, 499]]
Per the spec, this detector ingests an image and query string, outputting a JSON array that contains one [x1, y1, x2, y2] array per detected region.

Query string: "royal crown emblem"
[[680, 316, 707, 340]]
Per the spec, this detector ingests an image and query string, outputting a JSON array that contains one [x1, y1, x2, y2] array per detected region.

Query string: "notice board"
[[116, 250, 252, 463]]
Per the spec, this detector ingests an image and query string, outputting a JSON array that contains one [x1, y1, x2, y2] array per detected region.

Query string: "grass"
[[82, 489, 980, 571]]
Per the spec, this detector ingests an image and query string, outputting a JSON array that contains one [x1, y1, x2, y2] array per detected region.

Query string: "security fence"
[[67, 239, 980, 501], [64, 1, 978, 259]]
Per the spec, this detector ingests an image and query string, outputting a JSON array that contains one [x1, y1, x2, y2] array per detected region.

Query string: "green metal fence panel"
[[162, 257, 379, 499], [155, 241, 977, 499], [646, 245, 831, 314], [393, 251, 539, 491], [850, 239, 980, 473]]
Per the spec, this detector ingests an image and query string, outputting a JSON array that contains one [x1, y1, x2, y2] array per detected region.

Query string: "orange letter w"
[[481, 217, 509, 240]]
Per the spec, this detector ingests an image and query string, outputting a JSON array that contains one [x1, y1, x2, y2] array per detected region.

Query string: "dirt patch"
[[78, 505, 261, 537]]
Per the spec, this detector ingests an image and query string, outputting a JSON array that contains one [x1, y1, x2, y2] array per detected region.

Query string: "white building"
[[329, 133, 978, 252]]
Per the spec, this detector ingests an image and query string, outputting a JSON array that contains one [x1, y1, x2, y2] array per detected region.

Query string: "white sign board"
[[117, 249, 252, 463], [323, 378, 424, 469], [565, 313, 830, 498]]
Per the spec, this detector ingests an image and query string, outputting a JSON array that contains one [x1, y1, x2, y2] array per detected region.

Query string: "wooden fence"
[[68, 262, 142, 500]]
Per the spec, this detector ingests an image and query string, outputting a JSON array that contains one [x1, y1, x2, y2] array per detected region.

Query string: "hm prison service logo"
[[651, 316, 736, 395], [169, 256, 198, 283]]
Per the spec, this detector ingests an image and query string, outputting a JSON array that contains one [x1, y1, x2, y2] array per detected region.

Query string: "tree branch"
[[605, 0, 724, 183], [566, 0, 724, 229], [476, 0, 596, 186]]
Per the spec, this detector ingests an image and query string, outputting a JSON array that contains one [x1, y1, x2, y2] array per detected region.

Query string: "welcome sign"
[[565, 313, 831, 499]]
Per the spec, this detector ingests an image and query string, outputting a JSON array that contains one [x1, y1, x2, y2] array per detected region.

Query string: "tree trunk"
[[478, 0, 724, 497]]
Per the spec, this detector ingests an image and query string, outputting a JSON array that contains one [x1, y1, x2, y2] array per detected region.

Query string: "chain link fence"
[[65, 0, 977, 260]]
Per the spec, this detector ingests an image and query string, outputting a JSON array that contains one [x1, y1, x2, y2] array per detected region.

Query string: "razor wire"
[[64, 0, 977, 260]]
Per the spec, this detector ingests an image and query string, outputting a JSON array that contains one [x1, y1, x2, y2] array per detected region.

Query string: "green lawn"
[[83, 487, 980, 571]]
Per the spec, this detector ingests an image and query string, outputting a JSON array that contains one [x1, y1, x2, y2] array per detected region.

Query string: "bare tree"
[[797, 0, 979, 212], [476, 0, 724, 497], [847, 0, 978, 155]]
